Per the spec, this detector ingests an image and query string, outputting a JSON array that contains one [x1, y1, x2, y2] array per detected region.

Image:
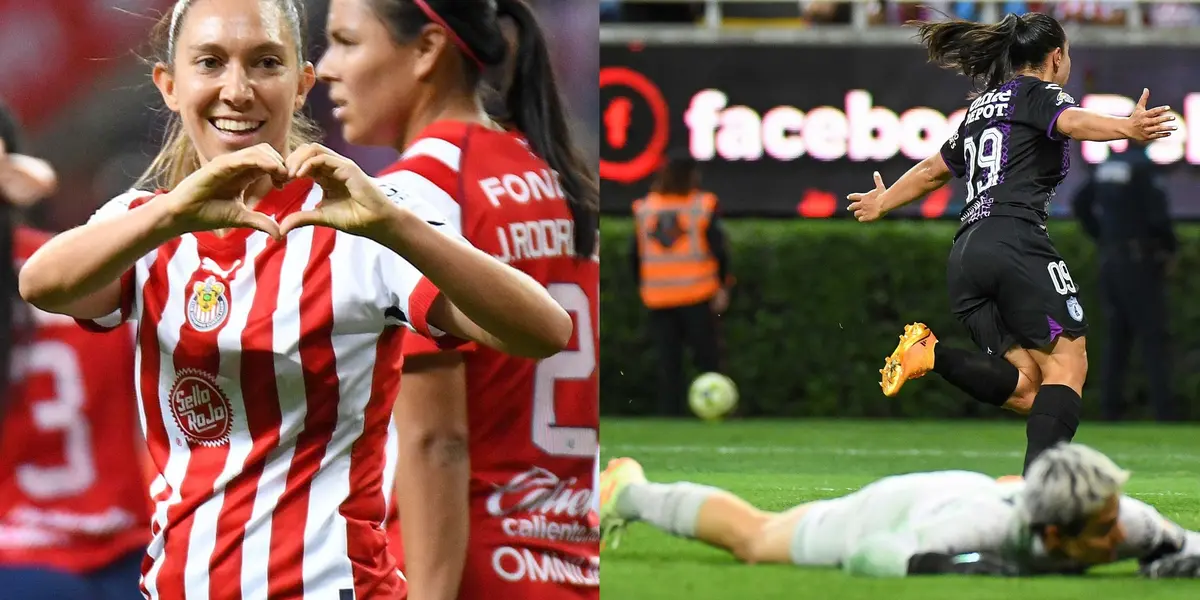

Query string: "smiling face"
[[152, 0, 316, 164]]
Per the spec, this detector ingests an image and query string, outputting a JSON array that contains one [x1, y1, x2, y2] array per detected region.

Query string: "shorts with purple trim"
[[946, 216, 1088, 355]]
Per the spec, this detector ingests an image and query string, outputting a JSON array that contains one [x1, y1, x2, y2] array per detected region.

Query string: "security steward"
[[1072, 144, 1179, 421], [631, 155, 732, 416]]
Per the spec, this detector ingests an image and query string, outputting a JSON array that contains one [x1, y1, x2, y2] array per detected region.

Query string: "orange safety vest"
[[633, 190, 721, 309]]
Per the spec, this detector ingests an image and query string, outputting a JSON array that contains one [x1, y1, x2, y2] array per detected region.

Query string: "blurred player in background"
[[317, 0, 600, 597], [0, 103, 149, 600], [1072, 144, 1178, 422], [846, 12, 1175, 474], [600, 443, 1200, 578], [17, 0, 572, 598]]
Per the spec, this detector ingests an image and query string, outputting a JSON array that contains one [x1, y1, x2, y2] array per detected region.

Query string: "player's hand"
[[1125, 88, 1176, 142], [158, 143, 288, 239], [278, 143, 398, 239], [1141, 553, 1200, 579], [0, 138, 58, 207], [847, 171, 888, 222]]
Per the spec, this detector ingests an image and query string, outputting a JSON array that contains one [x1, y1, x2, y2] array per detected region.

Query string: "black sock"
[[1023, 384, 1082, 475], [931, 346, 1020, 407]]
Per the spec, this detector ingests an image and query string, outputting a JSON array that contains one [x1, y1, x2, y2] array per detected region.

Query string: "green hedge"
[[600, 218, 1200, 419]]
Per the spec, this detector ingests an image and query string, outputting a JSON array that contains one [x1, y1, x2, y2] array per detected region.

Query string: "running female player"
[[0, 104, 149, 600], [846, 12, 1175, 474], [17, 1, 572, 599], [317, 1, 599, 598]]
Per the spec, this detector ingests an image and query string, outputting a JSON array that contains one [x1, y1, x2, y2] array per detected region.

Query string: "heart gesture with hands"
[[278, 143, 399, 239], [160, 143, 290, 239], [158, 142, 403, 242]]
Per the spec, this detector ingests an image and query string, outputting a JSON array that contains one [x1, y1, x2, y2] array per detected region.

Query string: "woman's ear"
[[153, 63, 181, 112]]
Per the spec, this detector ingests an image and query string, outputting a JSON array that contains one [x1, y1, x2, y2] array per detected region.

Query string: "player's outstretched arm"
[[847, 153, 952, 222], [1115, 495, 1199, 564], [1056, 89, 1176, 143]]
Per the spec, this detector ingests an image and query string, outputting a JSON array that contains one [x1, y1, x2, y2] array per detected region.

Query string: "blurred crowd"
[[600, 1, 1200, 27]]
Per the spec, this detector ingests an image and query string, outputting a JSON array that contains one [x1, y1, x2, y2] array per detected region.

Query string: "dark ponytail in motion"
[[372, 0, 598, 258], [911, 12, 1066, 95], [494, 0, 598, 258]]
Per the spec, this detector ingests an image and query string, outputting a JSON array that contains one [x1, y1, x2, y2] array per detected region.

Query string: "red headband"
[[413, 0, 485, 68]]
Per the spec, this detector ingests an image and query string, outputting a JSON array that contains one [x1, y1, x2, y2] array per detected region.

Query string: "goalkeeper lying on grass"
[[600, 442, 1200, 578]]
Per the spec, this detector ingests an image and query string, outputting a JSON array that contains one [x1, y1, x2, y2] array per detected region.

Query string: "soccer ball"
[[688, 372, 738, 421]]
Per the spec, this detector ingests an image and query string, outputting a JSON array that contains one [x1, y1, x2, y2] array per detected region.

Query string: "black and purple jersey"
[[940, 76, 1079, 237]]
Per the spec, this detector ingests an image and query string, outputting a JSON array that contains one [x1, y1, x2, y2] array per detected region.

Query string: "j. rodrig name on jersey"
[[478, 169, 598, 264], [493, 218, 585, 264]]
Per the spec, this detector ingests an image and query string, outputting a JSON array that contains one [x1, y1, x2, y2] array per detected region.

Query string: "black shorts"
[[947, 217, 1088, 355]]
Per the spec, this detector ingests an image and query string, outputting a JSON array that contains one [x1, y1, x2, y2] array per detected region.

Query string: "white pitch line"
[[601, 444, 1200, 463]]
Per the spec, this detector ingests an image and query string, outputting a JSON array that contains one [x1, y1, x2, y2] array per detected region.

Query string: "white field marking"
[[600, 444, 1200, 463]]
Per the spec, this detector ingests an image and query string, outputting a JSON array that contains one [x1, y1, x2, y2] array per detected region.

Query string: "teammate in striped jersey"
[[317, 2, 600, 598], [0, 104, 150, 600], [17, 1, 573, 599]]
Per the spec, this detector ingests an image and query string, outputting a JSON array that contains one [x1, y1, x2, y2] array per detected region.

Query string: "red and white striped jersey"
[[0, 227, 150, 574], [78, 178, 464, 600], [380, 121, 600, 597]]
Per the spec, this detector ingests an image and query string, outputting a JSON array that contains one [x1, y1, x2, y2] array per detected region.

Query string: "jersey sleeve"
[[939, 126, 968, 178], [1116, 495, 1191, 563], [1016, 80, 1079, 141], [377, 166, 479, 357], [373, 178, 471, 349], [74, 190, 153, 332], [842, 499, 1015, 577], [376, 160, 463, 235]]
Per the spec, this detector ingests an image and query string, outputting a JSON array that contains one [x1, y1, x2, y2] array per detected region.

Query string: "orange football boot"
[[879, 322, 938, 397]]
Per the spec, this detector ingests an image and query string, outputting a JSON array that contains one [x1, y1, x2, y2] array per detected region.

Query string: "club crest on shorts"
[[187, 276, 229, 331], [168, 368, 233, 447], [1066, 296, 1084, 322]]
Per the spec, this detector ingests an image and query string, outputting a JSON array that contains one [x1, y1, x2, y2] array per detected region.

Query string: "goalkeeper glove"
[[1141, 554, 1200, 579], [908, 552, 1023, 576]]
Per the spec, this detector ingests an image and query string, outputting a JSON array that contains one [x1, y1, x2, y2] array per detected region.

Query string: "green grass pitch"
[[599, 419, 1200, 599]]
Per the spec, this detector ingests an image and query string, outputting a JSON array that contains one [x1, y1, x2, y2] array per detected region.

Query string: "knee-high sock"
[[615, 482, 718, 538], [932, 346, 1020, 407], [1023, 384, 1082, 474]]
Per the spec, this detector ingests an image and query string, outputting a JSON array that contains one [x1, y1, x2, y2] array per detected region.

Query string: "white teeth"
[[213, 119, 262, 133]]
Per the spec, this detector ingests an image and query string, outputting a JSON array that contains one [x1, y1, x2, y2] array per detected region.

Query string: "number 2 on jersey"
[[14, 340, 97, 499], [532, 283, 598, 458], [963, 127, 1004, 203]]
